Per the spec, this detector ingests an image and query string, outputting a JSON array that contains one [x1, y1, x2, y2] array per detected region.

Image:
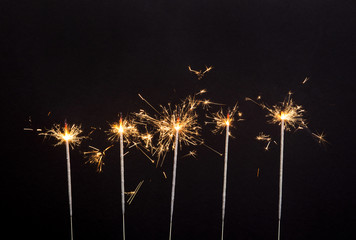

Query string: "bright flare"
[[41, 123, 85, 148], [135, 92, 203, 166]]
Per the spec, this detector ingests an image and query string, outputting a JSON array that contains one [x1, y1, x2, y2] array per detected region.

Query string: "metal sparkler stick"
[[277, 119, 285, 240], [65, 138, 74, 240], [169, 120, 180, 240], [118, 116, 126, 240], [221, 117, 230, 240]]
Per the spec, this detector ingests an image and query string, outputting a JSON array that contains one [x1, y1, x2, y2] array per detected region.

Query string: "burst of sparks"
[[40, 122, 85, 148], [205, 102, 241, 135], [135, 93, 202, 166], [84, 145, 113, 172], [246, 92, 306, 131], [188, 65, 213, 80], [108, 115, 139, 144]]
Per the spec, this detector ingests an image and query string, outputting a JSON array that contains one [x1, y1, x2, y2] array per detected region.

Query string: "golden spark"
[[302, 77, 310, 84], [182, 150, 198, 159], [84, 145, 113, 172], [256, 132, 274, 151], [126, 180, 144, 205], [188, 65, 213, 80], [312, 131, 328, 145]]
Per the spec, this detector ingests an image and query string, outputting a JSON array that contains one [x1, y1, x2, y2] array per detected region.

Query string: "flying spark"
[[126, 180, 144, 205], [188, 65, 213, 80], [256, 132, 273, 151], [84, 145, 113, 172], [312, 131, 328, 145]]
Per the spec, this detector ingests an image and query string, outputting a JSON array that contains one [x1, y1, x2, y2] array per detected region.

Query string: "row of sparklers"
[[28, 88, 327, 240]]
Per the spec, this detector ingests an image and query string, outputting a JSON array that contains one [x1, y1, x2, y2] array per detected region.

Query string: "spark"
[[84, 145, 113, 173], [134, 144, 155, 164], [312, 131, 328, 145], [302, 77, 310, 84], [199, 99, 225, 110], [126, 180, 144, 205], [182, 150, 198, 159], [256, 132, 273, 151], [188, 65, 213, 80], [201, 142, 223, 156]]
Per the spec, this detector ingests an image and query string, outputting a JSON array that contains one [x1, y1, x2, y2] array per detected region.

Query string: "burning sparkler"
[[136, 93, 202, 166], [246, 92, 306, 240], [135, 93, 202, 240], [205, 103, 241, 240], [108, 114, 139, 240], [41, 120, 85, 240]]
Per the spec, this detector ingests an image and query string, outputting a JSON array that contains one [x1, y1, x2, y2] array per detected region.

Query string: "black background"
[[3, 0, 356, 239]]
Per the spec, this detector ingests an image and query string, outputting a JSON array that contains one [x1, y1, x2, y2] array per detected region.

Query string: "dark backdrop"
[[2, 1, 355, 239]]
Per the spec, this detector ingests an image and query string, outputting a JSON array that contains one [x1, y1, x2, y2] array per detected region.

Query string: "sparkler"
[[136, 93, 202, 166], [108, 114, 139, 240], [135, 93, 202, 240], [169, 119, 180, 240], [41, 120, 85, 240], [206, 103, 241, 240], [247, 92, 306, 240]]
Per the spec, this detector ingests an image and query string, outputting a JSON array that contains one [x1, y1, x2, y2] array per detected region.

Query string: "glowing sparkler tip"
[[280, 111, 287, 120]]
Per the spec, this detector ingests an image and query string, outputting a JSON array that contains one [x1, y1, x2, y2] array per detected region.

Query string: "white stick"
[[221, 124, 230, 240], [277, 120, 285, 240], [65, 140, 74, 240], [169, 130, 179, 240], [120, 131, 126, 240]]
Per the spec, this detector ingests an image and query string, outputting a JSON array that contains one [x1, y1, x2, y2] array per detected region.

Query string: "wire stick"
[[221, 124, 230, 240], [277, 120, 285, 240], [169, 130, 179, 240], [120, 131, 126, 240], [65, 140, 74, 240]]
